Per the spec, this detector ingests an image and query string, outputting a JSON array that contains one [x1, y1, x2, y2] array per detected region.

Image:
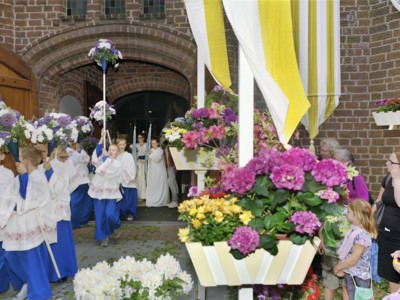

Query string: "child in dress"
[[2, 145, 58, 300], [146, 138, 169, 207], [334, 199, 377, 300], [136, 134, 147, 201], [43, 146, 78, 282], [88, 133, 123, 247], [67, 143, 93, 228], [116, 138, 137, 221]]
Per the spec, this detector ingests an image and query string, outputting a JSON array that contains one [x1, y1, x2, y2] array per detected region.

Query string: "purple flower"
[[257, 148, 282, 174], [0, 112, 17, 128], [246, 157, 266, 175], [191, 108, 209, 119], [291, 211, 321, 236], [212, 85, 226, 93], [223, 107, 237, 125], [374, 98, 389, 106], [311, 159, 348, 187], [223, 166, 256, 194], [316, 188, 340, 204], [187, 186, 198, 197], [57, 115, 71, 128], [216, 145, 230, 158], [270, 164, 305, 190], [0, 131, 11, 143], [228, 226, 259, 255], [193, 122, 203, 130], [74, 117, 86, 127], [174, 117, 185, 123], [281, 147, 317, 172]]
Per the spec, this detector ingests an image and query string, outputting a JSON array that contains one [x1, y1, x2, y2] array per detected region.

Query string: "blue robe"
[[70, 183, 93, 228]]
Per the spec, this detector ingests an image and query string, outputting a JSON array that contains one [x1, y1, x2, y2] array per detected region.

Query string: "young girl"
[[116, 138, 137, 221], [44, 146, 78, 282], [334, 199, 377, 300], [88, 132, 123, 247], [146, 138, 169, 207], [136, 134, 147, 201], [67, 143, 93, 228]]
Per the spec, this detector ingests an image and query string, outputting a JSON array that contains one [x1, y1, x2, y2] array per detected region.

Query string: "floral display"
[[375, 97, 400, 113], [89, 101, 116, 126], [88, 39, 123, 68], [228, 226, 260, 256], [0, 102, 28, 151], [74, 253, 193, 300], [72, 116, 93, 141], [30, 112, 79, 145], [178, 194, 255, 246]]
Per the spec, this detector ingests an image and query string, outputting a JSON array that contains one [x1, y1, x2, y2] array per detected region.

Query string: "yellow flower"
[[239, 210, 254, 225], [189, 208, 197, 216], [192, 219, 202, 229], [179, 129, 188, 134], [214, 211, 224, 223], [231, 205, 243, 214], [197, 206, 205, 214], [196, 213, 206, 220], [178, 227, 190, 243]]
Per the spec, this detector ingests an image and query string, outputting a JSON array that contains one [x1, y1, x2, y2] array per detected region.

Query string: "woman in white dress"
[[136, 134, 147, 200], [146, 138, 169, 207]]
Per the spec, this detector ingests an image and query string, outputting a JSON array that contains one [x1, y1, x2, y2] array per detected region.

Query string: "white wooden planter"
[[373, 111, 400, 129], [169, 147, 218, 171], [186, 238, 320, 287]]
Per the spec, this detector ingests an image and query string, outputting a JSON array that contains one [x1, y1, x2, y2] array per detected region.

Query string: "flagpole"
[[101, 58, 108, 149]]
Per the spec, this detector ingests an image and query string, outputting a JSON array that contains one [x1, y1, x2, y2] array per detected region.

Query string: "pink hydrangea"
[[291, 211, 321, 236], [208, 107, 218, 119], [270, 164, 305, 191], [187, 186, 199, 197], [257, 148, 282, 174], [223, 166, 256, 194], [228, 226, 260, 255], [281, 147, 317, 172], [182, 131, 201, 149], [245, 156, 266, 175], [311, 159, 348, 187], [316, 188, 340, 204], [209, 125, 225, 139]]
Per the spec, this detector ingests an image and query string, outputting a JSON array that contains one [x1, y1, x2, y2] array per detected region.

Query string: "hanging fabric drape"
[[131, 124, 137, 170], [185, 0, 232, 91], [292, 0, 341, 139], [144, 123, 152, 178], [222, 0, 310, 144]]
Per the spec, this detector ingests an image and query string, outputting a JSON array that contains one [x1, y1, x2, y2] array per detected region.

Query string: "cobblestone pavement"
[[0, 221, 230, 300]]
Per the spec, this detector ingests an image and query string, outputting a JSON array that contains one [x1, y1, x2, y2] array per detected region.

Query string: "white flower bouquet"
[[74, 254, 193, 300], [88, 39, 123, 69], [72, 116, 93, 141], [0, 102, 28, 152], [89, 101, 116, 126]]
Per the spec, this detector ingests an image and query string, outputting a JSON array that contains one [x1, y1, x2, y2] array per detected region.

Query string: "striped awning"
[[292, 0, 341, 139], [185, 0, 232, 91]]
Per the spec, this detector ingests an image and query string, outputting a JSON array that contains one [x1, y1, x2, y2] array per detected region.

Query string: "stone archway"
[[20, 22, 196, 114]]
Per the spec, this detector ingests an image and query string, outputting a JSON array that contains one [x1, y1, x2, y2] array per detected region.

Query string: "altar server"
[[146, 138, 169, 207], [117, 138, 137, 220], [44, 146, 78, 282], [88, 132, 123, 247], [2, 145, 57, 300], [136, 134, 147, 201], [67, 143, 93, 228]]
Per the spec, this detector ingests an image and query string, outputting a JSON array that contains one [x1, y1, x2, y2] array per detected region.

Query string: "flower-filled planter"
[[373, 98, 400, 129], [186, 238, 319, 287], [169, 147, 218, 170]]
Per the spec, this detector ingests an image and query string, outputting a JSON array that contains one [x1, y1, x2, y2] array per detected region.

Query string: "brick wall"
[[0, 1, 14, 49]]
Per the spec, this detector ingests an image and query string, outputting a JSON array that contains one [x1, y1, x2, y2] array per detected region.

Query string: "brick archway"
[[20, 22, 196, 113]]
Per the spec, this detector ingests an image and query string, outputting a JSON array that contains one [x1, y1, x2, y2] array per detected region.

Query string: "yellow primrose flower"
[[189, 208, 197, 216], [197, 206, 205, 214], [214, 211, 224, 223], [196, 213, 206, 220], [192, 219, 202, 229], [239, 210, 254, 225], [231, 205, 243, 214], [179, 129, 188, 134], [178, 227, 190, 243]]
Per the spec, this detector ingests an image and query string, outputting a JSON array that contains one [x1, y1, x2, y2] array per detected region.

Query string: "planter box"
[[373, 111, 400, 127], [169, 147, 218, 171], [186, 238, 320, 287]]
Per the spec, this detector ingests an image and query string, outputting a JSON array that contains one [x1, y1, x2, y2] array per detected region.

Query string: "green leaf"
[[259, 233, 277, 249], [290, 233, 308, 245], [273, 189, 289, 209], [230, 249, 246, 260], [302, 194, 322, 207], [267, 244, 278, 256], [302, 173, 323, 193], [264, 212, 286, 230], [252, 176, 273, 196], [248, 199, 264, 217], [277, 221, 295, 233], [249, 218, 265, 233], [322, 228, 337, 248]]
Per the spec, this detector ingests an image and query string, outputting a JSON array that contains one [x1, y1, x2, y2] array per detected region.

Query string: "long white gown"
[[136, 143, 147, 200], [146, 147, 169, 207]]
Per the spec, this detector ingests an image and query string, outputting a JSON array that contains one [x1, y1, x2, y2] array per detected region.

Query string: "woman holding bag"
[[375, 150, 400, 293]]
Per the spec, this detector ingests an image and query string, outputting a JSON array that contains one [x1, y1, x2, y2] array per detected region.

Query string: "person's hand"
[[149, 150, 152, 155], [318, 240, 325, 255], [15, 162, 27, 174], [333, 265, 345, 277], [43, 161, 51, 171]]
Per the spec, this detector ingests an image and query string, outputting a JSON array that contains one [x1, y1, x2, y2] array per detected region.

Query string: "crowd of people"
[[0, 131, 179, 299]]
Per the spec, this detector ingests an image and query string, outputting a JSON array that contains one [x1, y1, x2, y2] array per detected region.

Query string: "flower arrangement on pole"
[[89, 101, 116, 127], [73, 253, 193, 300]]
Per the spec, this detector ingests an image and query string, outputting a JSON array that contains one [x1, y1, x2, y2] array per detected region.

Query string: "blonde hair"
[[20, 145, 42, 167], [348, 199, 377, 239], [116, 138, 127, 144], [109, 144, 120, 153]]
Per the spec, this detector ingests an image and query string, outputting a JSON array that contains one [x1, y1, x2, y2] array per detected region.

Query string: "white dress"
[[0, 166, 17, 239], [136, 143, 147, 199], [146, 147, 169, 207], [67, 148, 90, 192]]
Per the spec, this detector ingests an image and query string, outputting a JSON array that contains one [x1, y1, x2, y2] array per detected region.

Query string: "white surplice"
[[67, 148, 90, 192], [146, 147, 169, 207], [117, 151, 136, 188], [136, 143, 147, 199]]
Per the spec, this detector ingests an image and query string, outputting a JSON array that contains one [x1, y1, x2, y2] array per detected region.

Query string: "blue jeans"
[[345, 273, 371, 300]]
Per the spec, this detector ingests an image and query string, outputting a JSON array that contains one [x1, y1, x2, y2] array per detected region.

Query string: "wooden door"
[[0, 45, 38, 172]]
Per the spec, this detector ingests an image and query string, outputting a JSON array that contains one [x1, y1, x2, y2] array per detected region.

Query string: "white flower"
[[177, 271, 193, 294]]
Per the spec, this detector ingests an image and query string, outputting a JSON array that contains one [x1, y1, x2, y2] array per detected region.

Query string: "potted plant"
[[372, 97, 400, 129], [73, 253, 193, 300], [178, 147, 351, 286]]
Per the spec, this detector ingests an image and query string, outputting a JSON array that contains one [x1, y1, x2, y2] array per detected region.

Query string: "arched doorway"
[[113, 91, 190, 142]]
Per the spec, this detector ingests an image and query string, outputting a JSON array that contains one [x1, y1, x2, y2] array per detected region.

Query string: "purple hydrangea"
[[246, 156, 266, 175], [316, 188, 340, 204], [191, 108, 209, 119], [216, 145, 230, 158], [57, 115, 72, 128], [228, 226, 259, 255], [187, 186, 198, 197], [311, 158, 348, 187], [223, 166, 256, 194], [270, 164, 305, 191], [281, 147, 317, 172], [223, 107, 238, 125], [0, 112, 17, 128], [257, 148, 282, 174], [0, 131, 11, 143], [291, 211, 321, 236]]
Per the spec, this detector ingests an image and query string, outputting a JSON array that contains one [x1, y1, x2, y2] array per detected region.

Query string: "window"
[[66, 0, 87, 16], [143, 0, 165, 14], [105, 0, 126, 15]]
